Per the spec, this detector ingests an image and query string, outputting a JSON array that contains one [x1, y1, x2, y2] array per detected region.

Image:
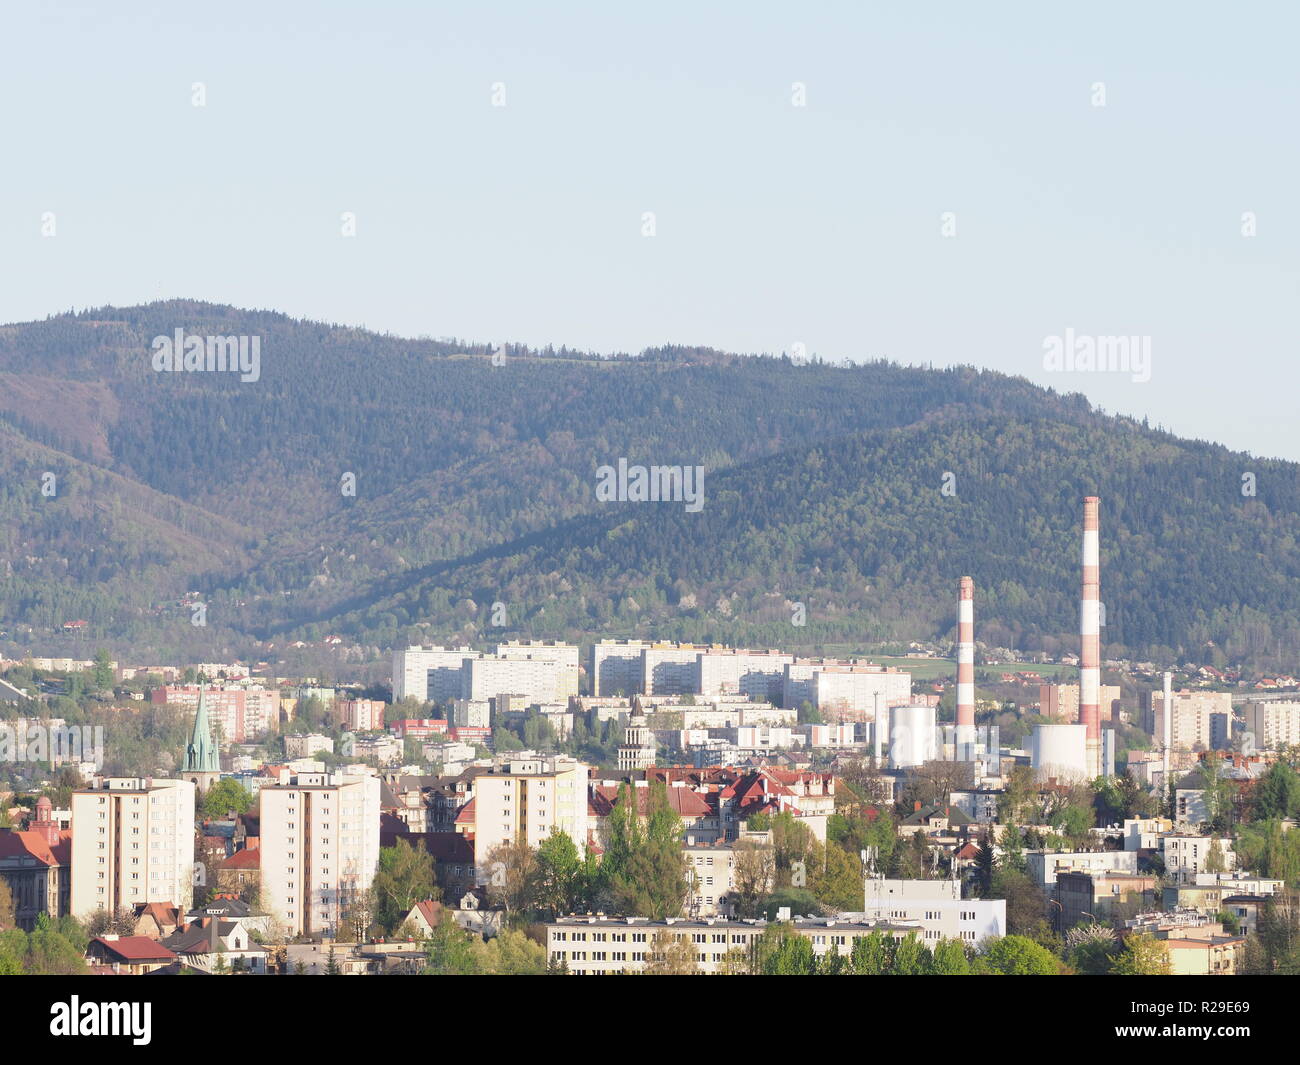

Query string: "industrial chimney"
[[1161, 670, 1172, 784], [956, 576, 975, 760], [1080, 496, 1102, 777]]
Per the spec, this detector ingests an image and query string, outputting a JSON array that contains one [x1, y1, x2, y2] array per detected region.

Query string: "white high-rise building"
[[592, 639, 654, 696], [467, 757, 589, 879], [781, 662, 911, 721], [463, 655, 569, 706], [1151, 690, 1233, 751], [70, 777, 196, 919], [494, 641, 580, 699], [641, 644, 706, 695], [697, 650, 793, 701], [259, 771, 381, 937], [391, 646, 474, 702], [1244, 700, 1300, 750]]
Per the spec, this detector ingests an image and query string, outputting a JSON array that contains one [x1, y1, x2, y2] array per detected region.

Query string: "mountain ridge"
[[0, 301, 1295, 673]]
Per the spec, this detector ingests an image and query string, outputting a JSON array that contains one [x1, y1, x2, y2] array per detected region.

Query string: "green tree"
[[1111, 932, 1172, 975], [424, 919, 481, 975], [202, 778, 254, 819], [532, 829, 583, 918], [977, 935, 1060, 975], [373, 838, 438, 933], [930, 938, 972, 975], [849, 929, 893, 974], [891, 932, 932, 975], [91, 649, 115, 692], [474, 928, 547, 974]]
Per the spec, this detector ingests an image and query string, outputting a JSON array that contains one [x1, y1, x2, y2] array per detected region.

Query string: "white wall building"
[[70, 777, 196, 919], [1243, 700, 1300, 751], [1162, 835, 1236, 885], [468, 756, 590, 879], [259, 771, 381, 937], [391, 646, 475, 703]]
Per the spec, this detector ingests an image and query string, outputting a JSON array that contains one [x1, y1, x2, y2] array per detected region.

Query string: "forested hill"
[[0, 300, 1296, 670]]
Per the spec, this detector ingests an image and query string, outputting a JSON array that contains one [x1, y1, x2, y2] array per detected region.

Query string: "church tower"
[[617, 697, 656, 771], [182, 686, 221, 796]]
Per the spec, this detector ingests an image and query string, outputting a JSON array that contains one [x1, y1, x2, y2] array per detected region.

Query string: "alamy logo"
[[50, 997, 151, 1045], [1042, 328, 1150, 383], [595, 458, 704, 512], [0, 722, 104, 765], [151, 328, 261, 382]]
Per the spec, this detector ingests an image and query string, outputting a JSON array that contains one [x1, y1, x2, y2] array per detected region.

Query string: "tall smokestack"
[[1080, 496, 1102, 776], [1161, 670, 1172, 783], [873, 691, 883, 763], [956, 576, 975, 760]]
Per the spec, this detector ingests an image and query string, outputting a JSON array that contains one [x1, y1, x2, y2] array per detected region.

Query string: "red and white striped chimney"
[[956, 576, 975, 756], [1080, 496, 1101, 773]]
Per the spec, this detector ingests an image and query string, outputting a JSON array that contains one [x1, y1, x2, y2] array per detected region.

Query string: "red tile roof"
[[92, 937, 178, 963], [219, 848, 260, 870], [0, 829, 69, 867]]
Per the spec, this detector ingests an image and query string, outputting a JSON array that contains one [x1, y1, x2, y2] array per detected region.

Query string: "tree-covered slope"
[[0, 301, 1296, 669]]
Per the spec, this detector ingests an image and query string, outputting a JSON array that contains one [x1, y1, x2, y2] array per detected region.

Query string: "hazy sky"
[[2, 2, 1297, 459]]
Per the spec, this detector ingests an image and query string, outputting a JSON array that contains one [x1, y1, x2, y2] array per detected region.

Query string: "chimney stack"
[[1080, 496, 1102, 776], [1161, 670, 1172, 784], [873, 691, 883, 763], [956, 576, 976, 760]]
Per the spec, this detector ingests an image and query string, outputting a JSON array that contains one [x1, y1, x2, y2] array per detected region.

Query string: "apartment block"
[[780, 665, 915, 723], [1039, 683, 1122, 725], [1243, 700, 1300, 750], [70, 777, 196, 919], [333, 698, 386, 732], [591, 639, 653, 697], [467, 756, 590, 878], [697, 650, 793, 701], [462, 655, 570, 706], [544, 913, 979, 975], [391, 646, 475, 703], [259, 772, 381, 937], [494, 641, 580, 700], [1151, 690, 1233, 751], [641, 644, 706, 696], [151, 685, 278, 743]]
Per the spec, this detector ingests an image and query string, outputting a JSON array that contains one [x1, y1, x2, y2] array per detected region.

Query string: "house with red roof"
[[0, 796, 72, 929], [86, 935, 178, 975]]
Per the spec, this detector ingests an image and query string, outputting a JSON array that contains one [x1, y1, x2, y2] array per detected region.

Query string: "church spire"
[[183, 685, 220, 775]]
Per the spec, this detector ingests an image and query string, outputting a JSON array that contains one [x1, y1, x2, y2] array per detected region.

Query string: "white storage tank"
[[889, 704, 937, 769], [1031, 723, 1089, 780]]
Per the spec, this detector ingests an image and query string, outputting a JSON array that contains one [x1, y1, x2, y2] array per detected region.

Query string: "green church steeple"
[[183, 685, 220, 775]]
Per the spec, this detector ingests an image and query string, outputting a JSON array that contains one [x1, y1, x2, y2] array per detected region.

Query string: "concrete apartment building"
[[259, 771, 381, 937], [855, 878, 1006, 946], [70, 777, 196, 919], [1039, 682, 1122, 725], [683, 840, 772, 917], [1054, 870, 1158, 929], [697, 650, 793, 701], [544, 915, 923, 975], [333, 698, 386, 732], [468, 756, 590, 879], [495, 641, 580, 699], [1026, 849, 1138, 889], [1243, 699, 1300, 750], [151, 685, 278, 743], [1150, 690, 1234, 751], [461, 648, 577, 707], [810, 665, 912, 722], [642, 644, 707, 695], [1161, 834, 1236, 884], [391, 646, 475, 703], [591, 639, 653, 696]]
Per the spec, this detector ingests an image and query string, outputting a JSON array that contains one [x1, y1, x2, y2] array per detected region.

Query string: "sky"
[[1, 2, 1297, 459]]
